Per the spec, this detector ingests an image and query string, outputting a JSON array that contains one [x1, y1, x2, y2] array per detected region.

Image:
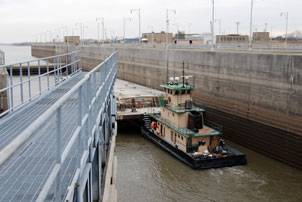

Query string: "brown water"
[[116, 131, 302, 202]]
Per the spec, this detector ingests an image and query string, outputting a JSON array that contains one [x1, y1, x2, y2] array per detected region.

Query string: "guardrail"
[[36, 51, 117, 201], [0, 51, 80, 117]]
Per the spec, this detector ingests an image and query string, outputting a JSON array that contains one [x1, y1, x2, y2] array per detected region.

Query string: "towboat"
[[141, 72, 247, 169]]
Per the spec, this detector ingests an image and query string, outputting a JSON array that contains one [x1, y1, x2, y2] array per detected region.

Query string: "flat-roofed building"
[[64, 36, 80, 45], [253, 32, 270, 42], [142, 32, 173, 44], [216, 34, 249, 43]]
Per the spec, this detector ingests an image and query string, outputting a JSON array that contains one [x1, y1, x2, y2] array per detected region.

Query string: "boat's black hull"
[[141, 126, 247, 169]]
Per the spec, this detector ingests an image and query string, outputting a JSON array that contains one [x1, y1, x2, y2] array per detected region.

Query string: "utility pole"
[[148, 25, 154, 44], [101, 18, 105, 43], [249, 0, 254, 49], [264, 22, 268, 32], [96, 18, 101, 42], [187, 23, 192, 34], [236, 21, 240, 35], [280, 12, 289, 45], [123, 17, 132, 41], [166, 9, 176, 45], [75, 23, 83, 41], [211, 0, 215, 50], [83, 25, 88, 43], [130, 9, 141, 43]]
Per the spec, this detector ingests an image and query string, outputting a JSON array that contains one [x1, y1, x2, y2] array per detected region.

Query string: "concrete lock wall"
[[31, 44, 302, 169]]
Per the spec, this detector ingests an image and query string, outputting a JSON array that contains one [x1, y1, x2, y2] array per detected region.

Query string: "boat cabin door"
[[171, 131, 176, 144]]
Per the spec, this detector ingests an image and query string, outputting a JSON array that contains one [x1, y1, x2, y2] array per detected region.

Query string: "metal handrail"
[[0, 51, 118, 201], [0, 51, 81, 117], [0, 51, 79, 68]]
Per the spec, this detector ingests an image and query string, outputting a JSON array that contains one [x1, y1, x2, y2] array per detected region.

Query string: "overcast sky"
[[0, 0, 301, 43]]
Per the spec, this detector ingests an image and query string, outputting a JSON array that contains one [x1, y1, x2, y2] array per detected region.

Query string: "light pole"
[[280, 12, 289, 45], [211, 0, 215, 50], [148, 25, 154, 44], [187, 23, 192, 34], [100, 18, 105, 43], [75, 23, 83, 40], [264, 22, 268, 32], [249, 0, 254, 49], [236, 21, 240, 34], [83, 25, 88, 43], [130, 9, 141, 43], [96, 18, 101, 42], [166, 9, 176, 44], [123, 17, 132, 41]]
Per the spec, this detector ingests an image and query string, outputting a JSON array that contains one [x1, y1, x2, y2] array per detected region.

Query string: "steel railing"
[[0, 51, 81, 117], [0, 52, 118, 201]]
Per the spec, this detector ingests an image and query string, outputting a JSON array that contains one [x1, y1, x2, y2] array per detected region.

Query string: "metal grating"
[[0, 51, 118, 202], [0, 73, 85, 201]]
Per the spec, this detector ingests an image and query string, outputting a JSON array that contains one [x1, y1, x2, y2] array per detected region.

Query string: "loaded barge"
[[141, 74, 246, 169]]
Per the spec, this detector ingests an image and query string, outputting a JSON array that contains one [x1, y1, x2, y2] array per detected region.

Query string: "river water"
[[116, 130, 302, 202], [0, 45, 36, 65], [2, 45, 302, 202]]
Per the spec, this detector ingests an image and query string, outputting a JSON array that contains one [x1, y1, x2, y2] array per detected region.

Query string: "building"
[[253, 32, 270, 42], [64, 36, 80, 45], [216, 34, 249, 43], [142, 32, 173, 44], [178, 34, 205, 45]]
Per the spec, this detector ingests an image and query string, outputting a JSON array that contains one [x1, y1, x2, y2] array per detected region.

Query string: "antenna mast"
[[182, 61, 185, 87]]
